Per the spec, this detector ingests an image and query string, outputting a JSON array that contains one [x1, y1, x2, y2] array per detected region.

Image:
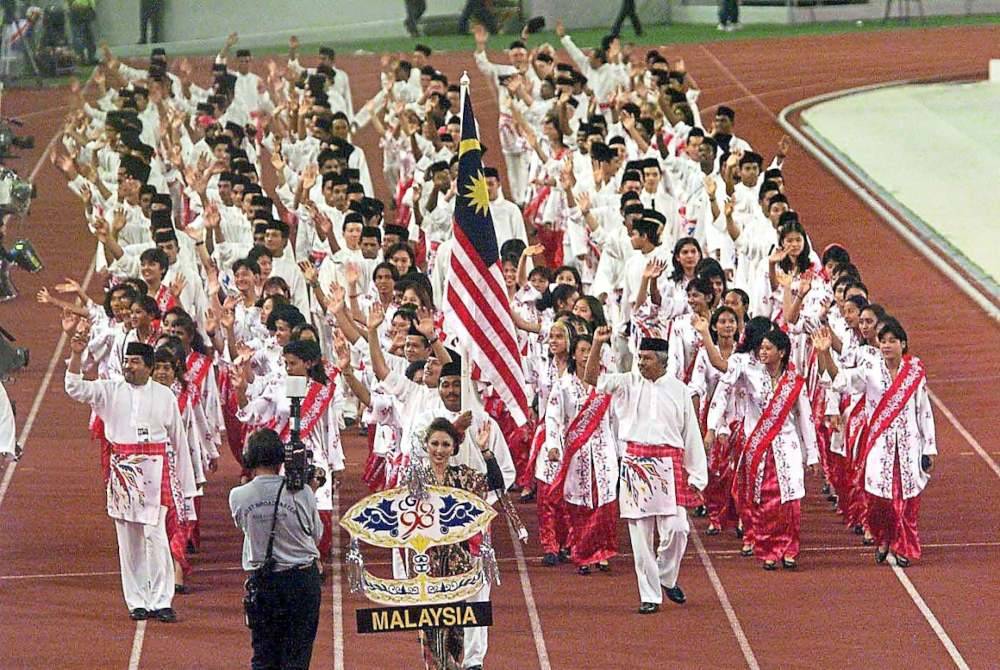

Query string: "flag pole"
[[457, 70, 484, 417]]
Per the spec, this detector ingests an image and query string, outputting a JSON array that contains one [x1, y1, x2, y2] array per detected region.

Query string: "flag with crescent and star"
[[443, 80, 530, 427]]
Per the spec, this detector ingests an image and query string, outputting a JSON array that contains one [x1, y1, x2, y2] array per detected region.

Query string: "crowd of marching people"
[[44, 18, 938, 667]]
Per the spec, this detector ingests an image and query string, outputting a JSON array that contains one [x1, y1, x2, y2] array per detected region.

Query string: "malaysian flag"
[[443, 80, 530, 427]]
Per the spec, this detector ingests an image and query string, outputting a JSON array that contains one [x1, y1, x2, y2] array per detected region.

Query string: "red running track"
[[0, 23, 997, 669]]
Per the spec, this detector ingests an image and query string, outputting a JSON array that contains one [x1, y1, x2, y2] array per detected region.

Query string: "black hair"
[[153, 346, 186, 388], [266, 303, 306, 332], [737, 316, 775, 354], [283, 339, 329, 385], [103, 283, 138, 318], [777, 221, 812, 275], [500, 238, 527, 260], [845, 280, 869, 298], [243, 428, 285, 469], [426, 417, 462, 455], [170, 313, 209, 355], [758, 179, 780, 201], [877, 317, 909, 353], [568, 334, 593, 374], [843, 295, 868, 313], [361, 226, 382, 243], [723, 288, 750, 319], [695, 258, 727, 299], [386, 242, 416, 271], [247, 244, 273, 263], [139, 248, 170, 278], [670, 236, 702, 282], [686, 276, 716, 311], [155, 335, 186, 361], [822, 244, 851, 268], [834, 262, 861, 281], [134, 294, 161, 319], [709, 306, 740, 344], [405, 359, 427, 381], [291, 323, 320, 342], [761, 327, 792, 370], [632, 218, 660, 247], [262, 276, 291, 297], [552, 265, 583, 292], [372, 261, 400, 283], [232, 258, 261, 276], [395, 276, 434, 310], [577, 295, 606, 329], [537, 283, 579, 313]]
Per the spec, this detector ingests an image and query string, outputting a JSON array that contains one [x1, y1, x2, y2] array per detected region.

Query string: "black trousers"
[[139, 0, 162, 44], [719, 0, 739, 24], [249, 564, 322, 670], [611, 0, 643, 36], [404, 0, 427, 32], [458, 0, 498, 34]]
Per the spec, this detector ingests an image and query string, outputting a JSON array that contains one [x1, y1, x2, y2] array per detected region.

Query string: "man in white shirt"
[[65, 338, 195, 623], [263, 220, 310, 317], [584, 330, 707, 614], [484, 167, 527, 250]]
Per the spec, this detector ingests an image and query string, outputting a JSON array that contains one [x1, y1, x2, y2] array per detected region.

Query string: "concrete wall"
[[93, 0, 1000, 51], [94, 0, 466, 50]]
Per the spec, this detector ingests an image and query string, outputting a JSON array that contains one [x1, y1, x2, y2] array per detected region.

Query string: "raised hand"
[[269, 148, 285, 172], [414, 306, 437, 339], [593, 325, 612, 344], [642, 258, 667, 280], [472, 23, 488, 47], [342, 263, 359, 289], [691, 313, 710, 335], [204, 203, 221, 229], [811, 326, 832, 352], [523, 243, 545, 257], [774, 267, 793, 288], [220, 296, 237, 330], [36, 287, 53, 304], [555, 19, 566, 38], [54, 277, 82, 294], [777, 134, 791, 159], [367, 300, 385, 330], [768, 246, 787, 266], [333, 329, 352, 370], [61, 309, 81, 335], [298, 260, 318, 285], [169, 274, 187, 298], [326, 282, 346, 315], [475, 421, 493, 451], [576, 190, 592, 214], [703, 174, 717, 198]]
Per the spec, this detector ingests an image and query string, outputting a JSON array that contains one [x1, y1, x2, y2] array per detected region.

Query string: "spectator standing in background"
[[68, 0, 97, 64], [719, 0, 741, 31], [458, 0, 497, 35], [404, 0, 427, 37], [138, 0, 162, 44], [611, 0, 643, 37]]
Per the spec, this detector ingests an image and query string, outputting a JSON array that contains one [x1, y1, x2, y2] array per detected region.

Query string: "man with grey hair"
[[583, 327, 707, 614]]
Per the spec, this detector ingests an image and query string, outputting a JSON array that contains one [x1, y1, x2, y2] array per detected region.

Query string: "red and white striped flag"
[[443, 82, 530, 426]]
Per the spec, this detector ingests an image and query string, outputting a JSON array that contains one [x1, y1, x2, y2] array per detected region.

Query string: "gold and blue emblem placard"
[[340, 485, 497, 606]]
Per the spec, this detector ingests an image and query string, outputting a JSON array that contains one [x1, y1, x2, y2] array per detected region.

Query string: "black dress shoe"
[[894, 555, 911, 568], [597, 561, 611, 573], [557, 547, 571, 563], [763, 561, 778, 571], [129, 608, 149, 621], [541, 553, 558, 566], [735, 526, 744, 539], [174, 584, 189, 595], [577, 565, 591, 576], [862, 537, 875, 547], [853, 524, 864, 535], [153, 608, 177, 623], [705, 525, 721, 536], [781, 558, 797, 570], [663, 585, 686, 604], [740, 545, 754, 557], [875, 548, 889, 564], [637, 602, 660, 615], [693, 505, 707, 518]]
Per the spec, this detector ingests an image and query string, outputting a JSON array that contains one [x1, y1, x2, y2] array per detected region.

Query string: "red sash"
[[855, 356, 925, 468], [743, 370, 806, 498], [683, 339, 703, 385], [184, 352, 212, 406], [275, 372, 340, 441], [550, 389, 612, 499], [154, 284, 176, 316]]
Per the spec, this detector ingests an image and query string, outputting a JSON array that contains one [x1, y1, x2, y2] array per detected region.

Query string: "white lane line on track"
[[0, 259, 95, 513], [698, 44, 980, 669], [505, 516, 551, 670], [127, 621, 146, 670], [891, 562, 971, 670], [928, 390, 1000, 480], [332, 488, 344, 670], [691, 529, 761, 670]]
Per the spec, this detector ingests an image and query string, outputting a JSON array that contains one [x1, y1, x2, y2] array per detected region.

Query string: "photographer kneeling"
[[230, 428, 323, 670]]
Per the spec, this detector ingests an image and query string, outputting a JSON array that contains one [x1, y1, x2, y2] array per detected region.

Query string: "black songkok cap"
[[150, 209, 173, 230], [440, 360, 462, 379], [482, 166, 499, 179], [639, 337, 668, 352], [125, 342, 155, 365]]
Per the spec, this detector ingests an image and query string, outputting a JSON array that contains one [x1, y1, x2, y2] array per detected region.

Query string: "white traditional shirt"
[[832, 355, 936, 499]]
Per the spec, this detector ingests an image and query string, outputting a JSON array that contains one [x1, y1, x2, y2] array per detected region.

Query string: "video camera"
[[0, 119, 34, 161], [283, 376, 324, 491], [0, 325, 28, 379]]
